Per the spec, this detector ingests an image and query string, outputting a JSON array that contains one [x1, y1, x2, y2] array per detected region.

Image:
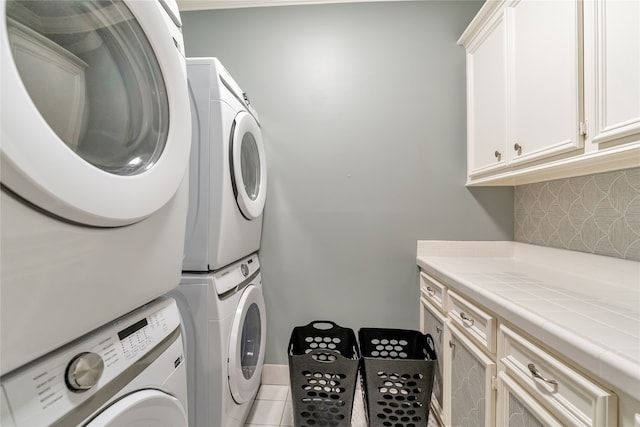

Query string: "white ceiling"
[[177, 0, 419, 11]]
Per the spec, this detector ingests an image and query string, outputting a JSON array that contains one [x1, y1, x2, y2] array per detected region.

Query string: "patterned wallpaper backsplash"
[[514, 168, 640, 261]]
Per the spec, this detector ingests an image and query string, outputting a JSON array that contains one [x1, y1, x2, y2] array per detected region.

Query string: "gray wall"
[[182, 0, 514, 365]]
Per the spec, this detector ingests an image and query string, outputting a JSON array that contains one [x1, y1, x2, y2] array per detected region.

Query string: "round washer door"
[[228, 283, 267, 404], [1, 0, 190, 227], [230, 111, 267, 220], [84, 389, 187, 427]]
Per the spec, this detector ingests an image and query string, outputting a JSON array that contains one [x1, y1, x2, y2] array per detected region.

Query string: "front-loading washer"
[[0, 0, 191, 376], [182, 57, 268, 272], [0, 297, 188, 427], [168, 253, 267, 427]]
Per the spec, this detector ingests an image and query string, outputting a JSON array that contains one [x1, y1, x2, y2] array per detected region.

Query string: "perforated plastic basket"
[[358, 328, 437, 427], [288, 321, 360, 427]]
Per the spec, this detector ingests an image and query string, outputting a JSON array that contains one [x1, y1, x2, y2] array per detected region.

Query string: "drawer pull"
[[426, 286, 435, 296], [459, 312, 475, 327], [528, 363, 558, 387]]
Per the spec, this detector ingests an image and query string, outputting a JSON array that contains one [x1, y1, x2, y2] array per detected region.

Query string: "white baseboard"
[[261, 364, 289, 385]]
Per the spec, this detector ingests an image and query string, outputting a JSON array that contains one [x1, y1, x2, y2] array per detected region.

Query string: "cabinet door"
[[587, 0, 640, 145], [497, 372, 564, 427], [445, 325, 496, 427], [420, 297, 446, 424], [507, 0, 583, 163], [466, 10, 508, 176]]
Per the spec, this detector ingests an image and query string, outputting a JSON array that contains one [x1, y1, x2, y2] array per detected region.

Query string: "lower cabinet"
[[497, 372, 564, 427], [420, 296, 446, 424], [445, 325, 496, 427], [418, 269, 619, 427]]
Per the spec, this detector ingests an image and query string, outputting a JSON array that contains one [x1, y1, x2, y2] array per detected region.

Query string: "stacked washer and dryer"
[[169, 57, 269, 427], [1, 0, 192, 425]]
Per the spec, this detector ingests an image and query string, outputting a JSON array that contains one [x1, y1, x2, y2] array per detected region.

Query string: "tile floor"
[[244, 383, 440, 427], [244, 383, 367, 427]]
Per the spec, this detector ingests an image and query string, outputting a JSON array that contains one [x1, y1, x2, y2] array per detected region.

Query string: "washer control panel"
[[0, 297, 180, 427], [214, 253, 260, 296], [66, 352, 104, 392]]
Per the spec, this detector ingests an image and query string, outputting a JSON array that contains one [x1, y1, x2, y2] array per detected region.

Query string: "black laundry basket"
[[288, 321, 360, 427], [358, 328, 437, 427]]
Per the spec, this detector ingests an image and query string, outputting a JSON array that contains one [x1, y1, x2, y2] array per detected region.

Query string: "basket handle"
[[425, 334, 437, 360], [309, 320, 340, 331], [304, 348, 342, 364]]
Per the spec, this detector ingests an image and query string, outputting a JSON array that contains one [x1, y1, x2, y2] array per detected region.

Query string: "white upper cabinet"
[[459, 0, 640, 186], [585, 0, 640, 147], [507, 0, 583, 164], [465, 8, 508, 176]]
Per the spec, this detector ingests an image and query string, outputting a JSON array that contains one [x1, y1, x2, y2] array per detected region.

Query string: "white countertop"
[[416, 241, 640, 402]]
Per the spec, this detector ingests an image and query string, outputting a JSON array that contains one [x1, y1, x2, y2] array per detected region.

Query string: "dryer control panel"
[[0, 297, 181, 427]]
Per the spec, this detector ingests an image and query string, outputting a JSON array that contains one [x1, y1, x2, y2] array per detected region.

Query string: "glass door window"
[[6, 0, 169, 176], [231, 111, 267, 220], [240, 303, 261, 380], [240, 134, 261, 202], [228, 284, 266, 404]]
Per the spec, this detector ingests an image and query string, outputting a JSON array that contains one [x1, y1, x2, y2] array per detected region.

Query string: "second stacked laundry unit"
[[171, 57, 268, 427], [182, 57, 267, 273]]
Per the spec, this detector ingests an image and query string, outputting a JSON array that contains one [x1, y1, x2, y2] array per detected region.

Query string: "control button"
[[241, 263, 249, 277], [66, 352, 104, 392]]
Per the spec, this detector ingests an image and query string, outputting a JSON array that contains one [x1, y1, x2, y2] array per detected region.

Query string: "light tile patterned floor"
[[244, 383, 367, 427], [244, 383, 440, 427]]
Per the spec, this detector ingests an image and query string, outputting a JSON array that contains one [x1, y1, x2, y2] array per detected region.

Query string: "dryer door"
[[84, 389, 187, 427], [228, 284, 267, 404], [1, 0, 190, 227], [230, 111, 267, 220]]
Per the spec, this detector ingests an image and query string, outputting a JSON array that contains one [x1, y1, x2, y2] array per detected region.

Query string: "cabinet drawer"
[[499, 324, 617, 427], [419, 271, 446, 311], [448, 290, 496, 354]]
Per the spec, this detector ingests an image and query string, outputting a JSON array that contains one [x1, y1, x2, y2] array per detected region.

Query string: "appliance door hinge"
[[579, 120, 588, 137]]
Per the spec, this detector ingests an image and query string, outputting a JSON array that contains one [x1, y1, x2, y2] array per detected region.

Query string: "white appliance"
[[183, 57, 267, 272], [0, 297, 188, 427], [0, 0, 191, 375], [169, 253, 267, 427]]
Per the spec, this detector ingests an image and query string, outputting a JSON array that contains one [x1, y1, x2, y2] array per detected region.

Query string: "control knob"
[[241, 263, 249, 277], [66, 352, 104, 392]]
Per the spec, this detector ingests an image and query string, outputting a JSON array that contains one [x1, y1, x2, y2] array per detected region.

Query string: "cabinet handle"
[[426, 286, 435, 297], [528, 363, 558, 387], [494, 150, 501, 161], [514, 143, 522, 155], [449, 340, 455, 349], [436, 326, 442, 334], [459, 312, 475, 327]]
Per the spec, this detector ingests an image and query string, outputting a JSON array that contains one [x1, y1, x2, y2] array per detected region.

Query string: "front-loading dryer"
[[168, 253, 267, 427], [0, 297, 188, 427], [0, 0, 191, 376], [182, 57, 268, 272]]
